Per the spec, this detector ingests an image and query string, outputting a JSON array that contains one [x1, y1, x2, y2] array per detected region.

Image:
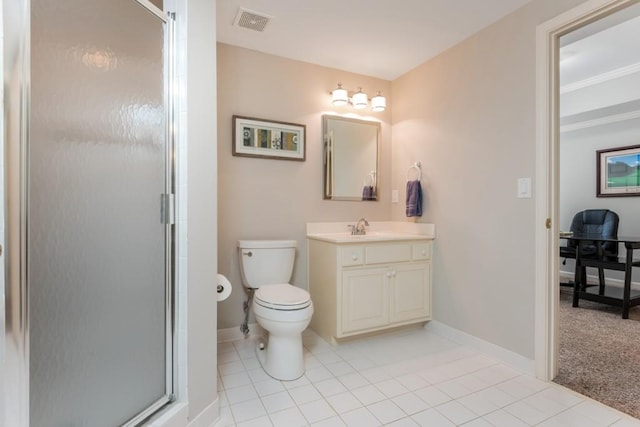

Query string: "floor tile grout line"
[[216, 328, 638, 427]]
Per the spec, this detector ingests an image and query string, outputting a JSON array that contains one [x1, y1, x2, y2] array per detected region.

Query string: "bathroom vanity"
[[306, 222, 435, 344]]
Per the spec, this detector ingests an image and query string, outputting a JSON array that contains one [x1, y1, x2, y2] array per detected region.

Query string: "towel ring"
[[407, 162, 422, 181]]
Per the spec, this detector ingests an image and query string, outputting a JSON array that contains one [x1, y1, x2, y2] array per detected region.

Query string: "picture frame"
[[232, 115, 306, 161], [596, 144, 640, 197]]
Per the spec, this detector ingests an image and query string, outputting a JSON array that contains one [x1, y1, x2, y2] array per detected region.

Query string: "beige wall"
[[561, 123, 640, 234], [217, 43, 392, 330], [560, 119, 640, 282], [391, 0, 586, 359]]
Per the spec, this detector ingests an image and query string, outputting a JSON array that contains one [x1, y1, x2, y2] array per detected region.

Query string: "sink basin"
[[306, 231, 430, 243], [349, 232, 397, 238]]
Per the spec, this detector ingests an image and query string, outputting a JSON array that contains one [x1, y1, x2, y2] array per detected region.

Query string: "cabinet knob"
[[352, 253, 358, 261], [386, 272, 392, 278], [421, 250, 427, 256]]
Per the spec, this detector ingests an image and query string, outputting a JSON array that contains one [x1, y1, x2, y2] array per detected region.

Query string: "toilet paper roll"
[[216, 274, 232, 302]]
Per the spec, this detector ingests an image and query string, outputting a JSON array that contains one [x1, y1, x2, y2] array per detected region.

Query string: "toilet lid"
[[254, 284, 311, 311]]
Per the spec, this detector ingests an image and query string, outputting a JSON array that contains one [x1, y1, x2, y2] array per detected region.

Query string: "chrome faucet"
[[349, 217, 369, 235]]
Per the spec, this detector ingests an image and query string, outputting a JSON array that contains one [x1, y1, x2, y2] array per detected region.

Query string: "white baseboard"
[[188, 398, 219, 427], [559, 269, 640, 289], [217, 323, 264, 343], [425, 321, 535, 376]]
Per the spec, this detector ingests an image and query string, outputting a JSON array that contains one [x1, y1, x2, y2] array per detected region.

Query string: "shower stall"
[[3, 0, 177, 425]]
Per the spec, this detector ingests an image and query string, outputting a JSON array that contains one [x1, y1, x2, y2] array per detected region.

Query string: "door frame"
[[534, 0, 640, 381]]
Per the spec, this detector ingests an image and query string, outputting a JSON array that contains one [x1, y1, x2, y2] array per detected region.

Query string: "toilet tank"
[[238, 240, 297, 288]]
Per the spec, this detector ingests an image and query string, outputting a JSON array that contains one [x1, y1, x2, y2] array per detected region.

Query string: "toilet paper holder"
[[216, 274, 232, 301]]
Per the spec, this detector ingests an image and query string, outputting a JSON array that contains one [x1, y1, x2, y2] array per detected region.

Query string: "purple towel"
[[406, 180, 422, 217], [362, 185, 376, 201]]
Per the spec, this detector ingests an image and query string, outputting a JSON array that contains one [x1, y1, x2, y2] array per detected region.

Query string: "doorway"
[[535, 0, 640, 406], [555, 1, 640, 416], [3, 0, 176, 425]]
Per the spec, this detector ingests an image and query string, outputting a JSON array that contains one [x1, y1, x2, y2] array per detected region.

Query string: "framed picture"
[[597, 144, 640, 197], [232, 115, 306, 161]]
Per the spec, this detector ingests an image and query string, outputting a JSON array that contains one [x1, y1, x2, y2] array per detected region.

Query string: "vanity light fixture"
[[351, 88, 368, 109], [330, 83, 386, 112], [371, 91, 386, 112], [331, 83, 349, 106]]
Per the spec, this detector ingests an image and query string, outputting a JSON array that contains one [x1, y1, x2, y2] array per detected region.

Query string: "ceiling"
[[216, 0, 640, 130], [560, 3, 640, 87], [559, 3, 640, 129], [217, 0, 534, 81]]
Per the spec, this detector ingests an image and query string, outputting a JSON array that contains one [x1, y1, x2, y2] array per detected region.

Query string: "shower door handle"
[[160, 193, 175, 224]]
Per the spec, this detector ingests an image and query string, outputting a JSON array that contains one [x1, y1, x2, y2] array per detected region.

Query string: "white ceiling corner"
[[559, 6, 640, 126]]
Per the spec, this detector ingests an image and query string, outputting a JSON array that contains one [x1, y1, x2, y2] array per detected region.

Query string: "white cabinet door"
[[390, 262, 430, 323], [341, 267, 389, 333]]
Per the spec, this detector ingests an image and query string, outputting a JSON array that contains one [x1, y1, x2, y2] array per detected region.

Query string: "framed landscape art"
[[597, 144, 640, 197]]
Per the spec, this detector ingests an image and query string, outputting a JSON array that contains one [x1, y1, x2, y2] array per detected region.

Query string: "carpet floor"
[[555, 289, 640, 419]]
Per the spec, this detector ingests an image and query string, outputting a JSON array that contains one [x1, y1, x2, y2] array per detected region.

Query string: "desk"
[[564, 233, 640, 319]]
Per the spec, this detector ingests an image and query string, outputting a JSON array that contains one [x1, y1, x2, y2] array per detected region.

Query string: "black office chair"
[[560, 209, 619, 290]]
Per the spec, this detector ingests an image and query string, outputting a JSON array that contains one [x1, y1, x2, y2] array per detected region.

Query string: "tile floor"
[[216, 327, 640, 426]]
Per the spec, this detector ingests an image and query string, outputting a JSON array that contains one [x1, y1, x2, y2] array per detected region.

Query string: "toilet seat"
[[254, 284, 311, 311]]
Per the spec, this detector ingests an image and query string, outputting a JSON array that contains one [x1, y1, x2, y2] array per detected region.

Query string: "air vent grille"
[[234, 8, 271, 32]]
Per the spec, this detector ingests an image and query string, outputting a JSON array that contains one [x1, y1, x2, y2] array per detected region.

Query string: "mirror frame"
[[322, 115, 381, 201]]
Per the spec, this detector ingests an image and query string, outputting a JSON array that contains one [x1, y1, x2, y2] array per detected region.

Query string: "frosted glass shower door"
[[29, 1, 173, 426]]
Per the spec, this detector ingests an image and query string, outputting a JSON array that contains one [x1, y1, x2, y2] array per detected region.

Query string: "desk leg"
[[598, 268, 605, 295], [573, 261, 582, 308], [622, 251, 633, 319]]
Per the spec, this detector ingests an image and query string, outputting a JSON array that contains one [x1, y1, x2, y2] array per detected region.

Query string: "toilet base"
[[256, 334, 305, 381]]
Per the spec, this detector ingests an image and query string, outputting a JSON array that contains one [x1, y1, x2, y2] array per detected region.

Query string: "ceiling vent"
[[233, 8, 272, 32]]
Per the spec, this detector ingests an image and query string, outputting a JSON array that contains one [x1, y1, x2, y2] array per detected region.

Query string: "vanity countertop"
[[306, 221, 435, 243], [307, 232, 431, 243]]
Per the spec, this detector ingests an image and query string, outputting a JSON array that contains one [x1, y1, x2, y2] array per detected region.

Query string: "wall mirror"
[[323, 115, 380, 201]]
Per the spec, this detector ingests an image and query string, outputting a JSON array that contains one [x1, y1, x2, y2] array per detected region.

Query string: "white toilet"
[[238, 239, 314, 381]]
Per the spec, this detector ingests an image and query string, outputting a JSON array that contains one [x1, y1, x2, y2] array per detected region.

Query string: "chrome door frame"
[[3, 0, 31, 424]]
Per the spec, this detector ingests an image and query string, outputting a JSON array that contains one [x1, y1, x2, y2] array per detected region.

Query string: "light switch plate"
[[392, 189, 399, 203], [517, 177, 532, 198]]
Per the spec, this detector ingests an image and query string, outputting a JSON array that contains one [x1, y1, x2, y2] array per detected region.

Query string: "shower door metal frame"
[[3, 0, 31, 424], [2, 1, 178, 426]]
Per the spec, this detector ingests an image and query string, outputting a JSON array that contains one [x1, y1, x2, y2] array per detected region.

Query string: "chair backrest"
[[567, 209, 619, 254]]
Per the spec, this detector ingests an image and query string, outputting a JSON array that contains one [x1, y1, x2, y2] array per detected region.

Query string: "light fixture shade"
[[371, 92, 386, 112], [331, 84, 348, 106], [352, 88, 368, 109]]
